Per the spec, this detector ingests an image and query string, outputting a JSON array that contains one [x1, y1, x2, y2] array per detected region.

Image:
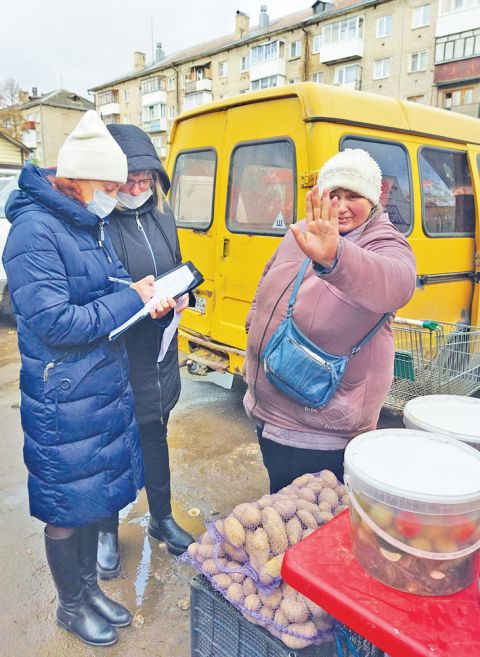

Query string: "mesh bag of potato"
[[180, 470, 349, 649]]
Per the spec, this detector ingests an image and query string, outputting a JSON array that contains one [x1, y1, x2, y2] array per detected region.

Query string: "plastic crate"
[[190, 576, 383, 657]]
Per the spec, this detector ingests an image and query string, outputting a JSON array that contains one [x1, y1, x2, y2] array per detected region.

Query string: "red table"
[[281, 510, 480, 657]]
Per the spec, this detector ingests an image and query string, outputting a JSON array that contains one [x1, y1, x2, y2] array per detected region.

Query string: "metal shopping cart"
[[384, 317, 480, 412]]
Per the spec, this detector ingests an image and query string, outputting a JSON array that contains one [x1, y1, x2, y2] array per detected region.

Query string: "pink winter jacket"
[[243, 209, 416, 448]]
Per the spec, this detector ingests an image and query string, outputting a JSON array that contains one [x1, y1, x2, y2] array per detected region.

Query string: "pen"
[[108, 277, 131, 285]]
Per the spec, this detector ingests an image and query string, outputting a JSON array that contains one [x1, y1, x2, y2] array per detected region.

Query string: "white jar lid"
[[404, 395, 480, 443], [345, 429, 480, 505]]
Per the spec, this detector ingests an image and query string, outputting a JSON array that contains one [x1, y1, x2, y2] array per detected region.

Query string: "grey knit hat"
[[317, 148, 382, 205]]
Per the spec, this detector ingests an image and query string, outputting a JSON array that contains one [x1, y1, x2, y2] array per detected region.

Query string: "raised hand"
[[290, 186, 340, 268]]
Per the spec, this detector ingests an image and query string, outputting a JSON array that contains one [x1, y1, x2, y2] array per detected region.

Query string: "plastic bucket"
[[403, 395, 480, 450], [344, 429, 480, 595]]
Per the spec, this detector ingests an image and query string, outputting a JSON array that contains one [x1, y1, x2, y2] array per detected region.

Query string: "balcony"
[[185, 79, 212, 94], [436, 7, 480, 37], [141, 90, 167, 106], [99, 103, 120, 117], [434, 57, 480, 84], [320, 38, 364, 64], [250, 58, 286, 82], [143, 119, 168, 133], [183, 91, 213, 111]]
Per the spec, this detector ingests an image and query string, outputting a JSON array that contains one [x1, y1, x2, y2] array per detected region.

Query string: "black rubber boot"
[[78, 524, 133, 628], [148, 515, 194, 556], [97, 529, 121, 580], [44, 530, 118, 646]]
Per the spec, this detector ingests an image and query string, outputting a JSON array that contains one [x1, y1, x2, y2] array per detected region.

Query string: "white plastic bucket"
[[344, 428, 480, 595], [403, 395, 480, 450]]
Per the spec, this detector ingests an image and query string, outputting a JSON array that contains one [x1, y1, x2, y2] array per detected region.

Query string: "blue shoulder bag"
[[261, 258, 391, 409]]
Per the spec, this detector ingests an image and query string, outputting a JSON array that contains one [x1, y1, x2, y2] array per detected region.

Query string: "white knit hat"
[[56, 110, 127, 183], [317, 149, 382, 206]]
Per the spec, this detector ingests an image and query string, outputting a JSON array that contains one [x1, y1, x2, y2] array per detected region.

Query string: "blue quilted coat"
[[3, 164, 145, 527]]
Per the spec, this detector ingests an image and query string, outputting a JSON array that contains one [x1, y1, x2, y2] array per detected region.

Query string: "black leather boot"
[[44, 530, 118, 646], [97, 529, 121, 580], [148, 515, 194, 556], [78, 524, 132, 628]]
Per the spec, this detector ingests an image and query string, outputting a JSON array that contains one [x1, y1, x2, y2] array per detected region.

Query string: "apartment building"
[[90, 0, 480, 159]]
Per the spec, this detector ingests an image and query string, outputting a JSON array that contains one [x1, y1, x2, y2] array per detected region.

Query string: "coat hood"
[[107, 124, 170, 194], [5, 163, 100, 229]]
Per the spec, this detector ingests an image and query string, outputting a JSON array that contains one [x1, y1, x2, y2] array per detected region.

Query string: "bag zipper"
[[135, 212, 158, 277], [286, 336, 333, 371]]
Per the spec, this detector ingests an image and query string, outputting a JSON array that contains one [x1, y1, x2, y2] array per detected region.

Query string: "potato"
[[199, 531, 214, 545], [319, 470, 338, 488], [298, 487, 317, 504], [230, 571, 245, 584], [292, 473, 315, 488], [340, 494, 350, 506], [336, 484, 348, 497], [211, 573, 232, 590], [197, 544, 215, 560], [203, 558, 221, 576], [187, 542, 200, 558], [302, 527, 315, 540], [274, 607, 289, 626], [223, 541, 246, 563], [297, 509, 318, 530], [262, 507, 289, 555], [246, 527, 270, 571], [226, 582, 245, 605], [242, 577, 257, 596], [335, 505, 349, 515], [281, 621, 317, 649], [273, 497, 297, 520], [319, 488, 339, 506], [286, 516, 303, 546], [244, 593, 262, 613], [264, 553, 284, 578], [317, 511, 334, 524], [280, 595, 309, 624], [258, 606, 274, 626], [259, 587, 282, 611], [224, 516, 246, 547], [308, 479, 326, 496], [318, 501, 333, 512], [233, 502, 261, 528], [257, 494, 275, 509], [303, 595, 329, 620]]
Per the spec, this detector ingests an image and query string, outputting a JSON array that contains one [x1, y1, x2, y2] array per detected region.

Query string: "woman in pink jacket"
[[244, 149, 416, 493]]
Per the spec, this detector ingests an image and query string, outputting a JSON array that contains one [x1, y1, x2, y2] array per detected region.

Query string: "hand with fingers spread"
[[290, 186, 340, 268], [150, 296, 176, 320]]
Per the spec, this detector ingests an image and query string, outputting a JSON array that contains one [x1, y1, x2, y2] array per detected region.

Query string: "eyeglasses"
[[118, 177, 154, 192]]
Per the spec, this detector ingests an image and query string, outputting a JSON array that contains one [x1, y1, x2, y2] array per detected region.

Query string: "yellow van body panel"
[[167, 83, 480, 373]]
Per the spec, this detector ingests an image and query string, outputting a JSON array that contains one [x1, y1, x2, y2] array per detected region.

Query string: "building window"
[[289, 78, 301, 84], [419, 147, 475, 236], [290, 40, 302, 59], [311, 72, 324, 83], [376, 15, 392, 37], [407, 94, 426, 103], [123, 89, 130, 102], [183, 91, 213, 111], [142, 103, 166, 122], [440, 0, 480, 14], [123, 115, 130, 124], [334, 64, 361, 87], [412, 4, 431, 28], [141, 77, 165, 94], [374, 58, 390, 79], [227, 140, 295, 234], [443, 87, 474, 107], [409, 50, 428, 72], [219, 61, 229, 78], [312, 34, 321, 53], [98, 90, 118, 105], [167, 77, 176, 91], [435, 28, 480, 63], [251, 75, 281, 91], [341, 136, 413, 233], [103, 115, 120, 125], [241, 55, 250, 71], [168, 105, 176, 120], [250, 41, 281, 65], [170, 149, 217, 230], [321, 16, 364, 46], [151, 136, 162, 148]]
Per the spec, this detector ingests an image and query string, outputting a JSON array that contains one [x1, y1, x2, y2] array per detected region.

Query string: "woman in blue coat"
[[2, 111, 162, 647]]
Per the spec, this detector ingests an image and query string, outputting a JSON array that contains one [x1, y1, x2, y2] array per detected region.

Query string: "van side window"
[[419, 147, 474, 236], [170, 149, 216, 230], [227, 140, 296, 234], [341, 137, 412, 233]]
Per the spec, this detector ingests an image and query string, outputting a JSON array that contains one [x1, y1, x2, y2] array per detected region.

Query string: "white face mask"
[[87, 182, 118, 218], [116, 189, 153, 209]]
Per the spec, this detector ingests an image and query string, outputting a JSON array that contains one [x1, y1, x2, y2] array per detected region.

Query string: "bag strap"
[[286, 257, 310, 318], [347, 312, 392, 359]]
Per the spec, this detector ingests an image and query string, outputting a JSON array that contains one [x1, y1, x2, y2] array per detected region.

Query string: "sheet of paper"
[[109, 264, 195, 341], [157, 311, 181, 362]]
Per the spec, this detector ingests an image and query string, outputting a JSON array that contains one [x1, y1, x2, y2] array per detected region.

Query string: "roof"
[[89, 0, 376, 92], [171, 82, 480, 146], [19, 89, 94, 111], [0, 131, 31, 153]]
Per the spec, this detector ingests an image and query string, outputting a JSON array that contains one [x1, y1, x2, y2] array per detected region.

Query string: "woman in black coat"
[[96, 125, 193, 578]]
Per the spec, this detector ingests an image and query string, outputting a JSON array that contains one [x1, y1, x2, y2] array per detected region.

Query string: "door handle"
[[222, 238, 230, 258]]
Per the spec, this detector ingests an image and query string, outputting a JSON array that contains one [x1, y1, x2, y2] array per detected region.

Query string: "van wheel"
[[0, 286, 15, 326]]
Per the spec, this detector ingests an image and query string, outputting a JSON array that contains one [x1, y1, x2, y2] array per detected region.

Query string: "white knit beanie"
[[56, 110, 127, 183], [317, 149, 382, 206]]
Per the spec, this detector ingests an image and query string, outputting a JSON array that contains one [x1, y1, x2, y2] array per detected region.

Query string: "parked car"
[[0, 174, 19, 321]]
